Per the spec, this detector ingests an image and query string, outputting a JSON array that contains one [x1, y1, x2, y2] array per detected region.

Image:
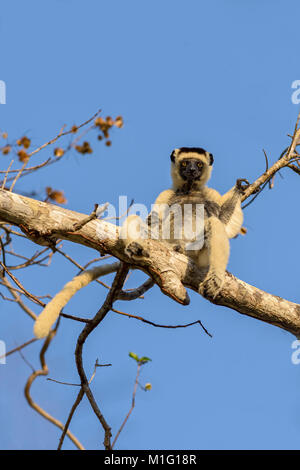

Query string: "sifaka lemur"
[[122, 147, 248, 298], [33, 147, 248, 338]]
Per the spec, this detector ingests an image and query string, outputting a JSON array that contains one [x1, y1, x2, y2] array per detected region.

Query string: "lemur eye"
[[197, 162, 202, 168], [181, 161, 187, 167]]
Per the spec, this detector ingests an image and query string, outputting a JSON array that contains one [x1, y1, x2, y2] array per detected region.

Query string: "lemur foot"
[[236, 178, 250, 193], [125, 241, 149, 258], [199, 273, 224, 299], [173, 244, 184, 254]]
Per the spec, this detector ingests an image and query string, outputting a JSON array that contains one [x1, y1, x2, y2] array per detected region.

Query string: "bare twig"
[[57, 389, 85, 450], [112, 362, 142, 449], [70, 203, 108, 232], [74, 263, 129, 450], [0, 275, 37, 320], [117, 278, 155, 301], [7, 109, 102, 189], [1, 159, 14, 189], [28, 108, 101, 159], [57, 358, 111, 450], [24, 325, 84, 450], [242, 113, 300, 203], [55, 247, 111, 290], [104, 199, 134, 221], [0, 157, 50, 174], [47, 378, 81, 386], [0, 262, 45, 307], [112, 308, 212, 337], [60, 312, 92, 323], [0, 337, 37, 361]]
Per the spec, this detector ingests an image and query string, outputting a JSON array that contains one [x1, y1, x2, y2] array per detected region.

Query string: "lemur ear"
[[209, 153, 214, 166], [170, 149, 179, 163]]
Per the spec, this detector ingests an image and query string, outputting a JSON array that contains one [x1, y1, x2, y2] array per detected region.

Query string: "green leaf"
[[139, 356, 152, 363], [129, 352, 139, 362]]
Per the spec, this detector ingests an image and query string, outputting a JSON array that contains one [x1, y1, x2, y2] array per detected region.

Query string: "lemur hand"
[[235, 178, 250, 193], [125, 241, 149, 258]]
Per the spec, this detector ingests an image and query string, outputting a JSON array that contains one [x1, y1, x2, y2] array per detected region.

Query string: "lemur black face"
[[179, 158, 204, 181], [170, 148, 214, 166]]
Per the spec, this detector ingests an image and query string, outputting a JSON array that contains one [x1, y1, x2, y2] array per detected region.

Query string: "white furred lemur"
[[33, 147, 248, 338], [122, 147, 248, 298]]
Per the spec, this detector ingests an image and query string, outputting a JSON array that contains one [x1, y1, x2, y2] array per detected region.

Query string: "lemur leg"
[[120, 214, 150, 258], [199, 216, 230, 299]]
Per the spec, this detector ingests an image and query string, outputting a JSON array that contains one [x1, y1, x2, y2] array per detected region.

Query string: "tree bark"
[[1, 188, 299, 336]]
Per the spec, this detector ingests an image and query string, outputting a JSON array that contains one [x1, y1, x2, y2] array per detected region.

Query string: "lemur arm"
[[197, 184, 243, 297], [146, 189, 174, 237], [148, 189, 174, 219], [219, 183, 244, 239]]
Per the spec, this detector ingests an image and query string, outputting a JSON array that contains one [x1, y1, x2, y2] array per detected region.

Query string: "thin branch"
[[112, 308, 212, 337], [57, 358, 110, 450], [47, 378, 81, 386], [118, 278, 155, 301], [288, 163, 300, 175], [0, 337, 37, 361], [5, 109, 102, 188], [0, 275, 37, 320], [24, 325, 84, 450], [241, 114, 300, 203], [60, 312, 92, 323], [0, 157, 50, 174], [55, 247, 111, 290], [57, 389, 84, 450], [1, 159, 14, 189], [9, 161, 30, 192], [74, 263, 129, 450], [263, 149, 269, 172], [70, 203, 108, 232], [104, 198, 134, 221], [112, 362, 142, 449], [28, 108, 101, 159], [5, 246, 52, 270], [0, 262, 45, 307], [80, 255, 112, 271]]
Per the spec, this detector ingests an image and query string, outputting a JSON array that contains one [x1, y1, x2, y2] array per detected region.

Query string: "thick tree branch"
[[0, 188, 299, 335]]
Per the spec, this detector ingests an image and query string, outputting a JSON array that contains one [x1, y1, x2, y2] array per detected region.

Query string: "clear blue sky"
[[1, 0, 300, 450]]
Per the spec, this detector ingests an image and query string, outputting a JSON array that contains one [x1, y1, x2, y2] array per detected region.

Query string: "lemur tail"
[[33, 262, 120, 339]]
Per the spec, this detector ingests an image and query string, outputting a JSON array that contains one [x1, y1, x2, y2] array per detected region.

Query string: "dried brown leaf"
[[54, 147, 64, 157]]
